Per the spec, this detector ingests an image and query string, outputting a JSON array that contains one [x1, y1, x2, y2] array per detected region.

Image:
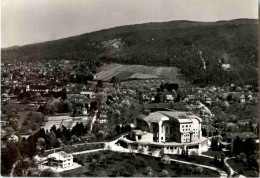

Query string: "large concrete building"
[[136, 111, 202, 143], [120, 110, 209, 155]]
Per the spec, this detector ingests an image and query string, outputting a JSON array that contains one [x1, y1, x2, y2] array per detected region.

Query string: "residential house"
[[47, 151, 73, 168], [240, 95, 246, 103]]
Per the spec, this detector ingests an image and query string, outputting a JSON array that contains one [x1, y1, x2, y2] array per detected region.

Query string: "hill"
[[1, 19, 258, 87]]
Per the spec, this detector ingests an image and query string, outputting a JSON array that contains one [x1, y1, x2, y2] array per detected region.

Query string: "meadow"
[[95, 64, 183, 82]]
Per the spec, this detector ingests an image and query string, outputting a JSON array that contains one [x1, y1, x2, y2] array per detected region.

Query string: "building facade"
[[136, 111, 202, 143], [120, 110, 209, 155], [47, 151, 73, 168]]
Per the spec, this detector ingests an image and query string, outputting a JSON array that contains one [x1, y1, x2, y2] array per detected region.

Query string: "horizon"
[[2, 0, 258, 48], [1, 17, 257, 49]]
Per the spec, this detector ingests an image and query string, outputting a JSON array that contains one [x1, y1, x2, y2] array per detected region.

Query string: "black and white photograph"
[[1, 0, 259, 177]]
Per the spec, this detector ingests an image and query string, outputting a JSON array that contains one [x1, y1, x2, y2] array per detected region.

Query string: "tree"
[[9, 118, 19, 131], [97, 130, 105, 140], [213, 155, 218, 165], [15, 157, 37, 177], [138, 147, 144, 154], [161, 169, 168, 177], [161, 155, 171, 165], [220, 155, 224, 167], [202, 127, 207, 136], [41, 168, 56, 177], [233, 136, 243, 155], [211, 138, 219, 151], [159, 149, 165, 158], [45, 131, 57, 149], [155, 93, 161, 103], [89, 162, 97, 175], [36, 138, 45, 154], [244, 137, 255, 155], [50, 125, 57, 134], [146, 166, 153, 174], [71, 135, 78, 142], [181, 149, 185, 158]]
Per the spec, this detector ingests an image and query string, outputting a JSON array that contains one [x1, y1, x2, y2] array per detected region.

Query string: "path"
[[18, 111, 30, 129], [40, 135, 229, 178], [89, 111, 97, 132], [10, 160, 20, 177], [72, 148, 104, 155], [169, 157, 227, 178], [105, 137, 228, 178], [201, 153, 237, 177], [224, 157, 236, 177]]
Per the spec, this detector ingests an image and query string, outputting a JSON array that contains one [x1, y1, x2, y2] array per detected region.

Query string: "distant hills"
[[2, 18, 258, 87]]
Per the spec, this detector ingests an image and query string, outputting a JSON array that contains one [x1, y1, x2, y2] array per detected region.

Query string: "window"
[[161, 137, 163, 140], [186, 125, 188, 127], [182, 125, 184, 128]]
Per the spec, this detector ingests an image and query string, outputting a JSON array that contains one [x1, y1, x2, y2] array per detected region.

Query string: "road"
[[224, 157, 237, 177], [10, 160, 20, 177], [71, 148, 104, 155], [201, 153, 237, 177], [37, 135, 236, 178], [18, 111, 30, 129]]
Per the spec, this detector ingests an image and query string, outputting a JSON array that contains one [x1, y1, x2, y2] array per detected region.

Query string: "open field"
[[95, 64, 185, 82]]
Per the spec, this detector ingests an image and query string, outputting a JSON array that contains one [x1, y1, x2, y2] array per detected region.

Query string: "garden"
[[60, 151, 220, 177]]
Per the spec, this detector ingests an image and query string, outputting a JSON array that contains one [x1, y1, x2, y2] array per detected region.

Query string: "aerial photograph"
[[1, 0, 259, 177]]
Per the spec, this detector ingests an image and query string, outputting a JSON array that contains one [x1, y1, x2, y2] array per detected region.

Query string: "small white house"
[[8, 135, 19, 142], [47, 151, 73, 168], [222, 64, 231, 71], [240, 95, 246, 103], [80, 91, 95, 98], [166, 95, 174, 101]]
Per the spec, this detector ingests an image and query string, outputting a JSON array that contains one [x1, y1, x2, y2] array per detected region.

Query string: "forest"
[[2, 19, 258, 87]]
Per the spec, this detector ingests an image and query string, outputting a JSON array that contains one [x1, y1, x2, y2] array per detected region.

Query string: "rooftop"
[[140, 111, 202, 124]]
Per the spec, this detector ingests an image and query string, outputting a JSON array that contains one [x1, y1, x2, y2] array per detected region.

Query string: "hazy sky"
[[1, 0, 258, 48]]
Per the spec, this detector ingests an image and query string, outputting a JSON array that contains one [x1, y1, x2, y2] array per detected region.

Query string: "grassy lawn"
[[227, 158, 259, 177], [168, 154, 231, 176], [168, 154, 214, 167], [202, 149, 225, 158], [61, 151, 220, 177]]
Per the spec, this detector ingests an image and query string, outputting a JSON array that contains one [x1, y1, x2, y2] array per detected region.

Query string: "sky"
[[1, 0, 258, 48]]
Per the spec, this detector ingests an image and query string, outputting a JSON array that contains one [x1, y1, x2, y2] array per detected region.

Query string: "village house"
[[26, 85, 49, 93], [240, 95, 246, 103], [80, 91, 95, 99], [47, 151, 73, 168]]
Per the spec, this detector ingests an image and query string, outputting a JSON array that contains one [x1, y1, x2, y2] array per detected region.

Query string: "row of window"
[[182, 125, 191, 128]]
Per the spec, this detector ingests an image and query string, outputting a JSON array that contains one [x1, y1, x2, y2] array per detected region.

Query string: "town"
[[1, 1, 259, 177], [1, 57, 259, 177]]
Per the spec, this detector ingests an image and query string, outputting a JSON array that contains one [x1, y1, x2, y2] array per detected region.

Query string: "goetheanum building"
[[119, 110, 209, 155]]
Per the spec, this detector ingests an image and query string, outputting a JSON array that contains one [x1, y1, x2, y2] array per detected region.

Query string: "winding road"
[[30, 136, 239, 178], [69, 137, 229, 178]]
